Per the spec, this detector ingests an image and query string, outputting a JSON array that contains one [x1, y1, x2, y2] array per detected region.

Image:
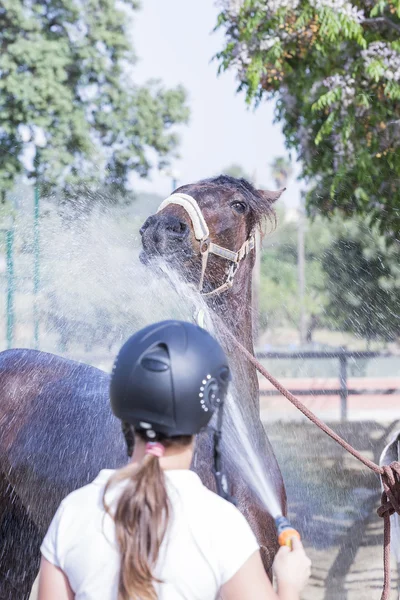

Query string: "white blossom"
[[362, 42, 400, 83], [18, 124, 31, 143], [332, 134, 355, 169], [323, 74, 356, 110], [298, 123, 314, 162], [33, 126, 47, 148], [232, 41, 252, 65], [220, 0, 245, 17], [265, 0, 300, 11], [221, 0, 300, 16], [259, 36, 281, 51], [323, 72, 358, 167], [309, 0, 364, 23], [221, 0, 364, 21]]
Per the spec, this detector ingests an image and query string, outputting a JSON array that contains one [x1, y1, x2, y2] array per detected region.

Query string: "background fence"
[[256, 350, 400, 421]]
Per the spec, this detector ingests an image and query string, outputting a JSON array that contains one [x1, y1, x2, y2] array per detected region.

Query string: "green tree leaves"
[[260, 211, 400, 341], [260, 212, 331, 332], [322, 221, 400, 340], [216, 0, 400, 239], [0, 0, 189, 197]]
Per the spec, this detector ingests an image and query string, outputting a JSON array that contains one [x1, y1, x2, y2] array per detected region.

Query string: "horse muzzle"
[[140, 213, 195, 263]]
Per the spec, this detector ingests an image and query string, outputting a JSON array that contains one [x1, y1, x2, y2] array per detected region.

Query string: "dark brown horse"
[[0, 176, 286, 599]]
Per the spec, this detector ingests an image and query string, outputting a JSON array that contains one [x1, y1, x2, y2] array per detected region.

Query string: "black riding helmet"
[[110, 320, 231, 437]]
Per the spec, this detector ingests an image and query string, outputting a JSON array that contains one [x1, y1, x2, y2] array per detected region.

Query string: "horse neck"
[[206, 261, 260, 412], [208, 282, 254, 352]]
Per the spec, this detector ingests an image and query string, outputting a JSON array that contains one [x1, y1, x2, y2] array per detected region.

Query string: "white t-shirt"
[[41, 469, 259, 600]]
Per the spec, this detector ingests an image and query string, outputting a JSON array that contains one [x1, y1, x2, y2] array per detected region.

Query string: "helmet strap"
[[212, 403, 236, 506]]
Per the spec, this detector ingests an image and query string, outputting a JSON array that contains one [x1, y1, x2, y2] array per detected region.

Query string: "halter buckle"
[[200, 238, 210, 255], [227, 262, 239, 286]]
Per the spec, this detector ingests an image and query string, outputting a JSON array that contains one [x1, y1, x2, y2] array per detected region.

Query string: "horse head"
[[140, 175, 283, 297]]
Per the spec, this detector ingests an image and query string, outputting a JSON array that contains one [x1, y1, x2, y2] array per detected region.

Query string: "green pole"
[[33, 185, 40, 349], [6, 221, 15, 349]]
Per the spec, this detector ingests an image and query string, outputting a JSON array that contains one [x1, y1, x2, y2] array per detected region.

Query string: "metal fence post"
[[297, 192, 307, 344], [339, 349, 348, 421], [6, 219, 15, 349], [33, 185, 40, 349]]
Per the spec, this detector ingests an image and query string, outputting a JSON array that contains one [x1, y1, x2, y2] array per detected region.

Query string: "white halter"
[[157, 193, 255, 296]]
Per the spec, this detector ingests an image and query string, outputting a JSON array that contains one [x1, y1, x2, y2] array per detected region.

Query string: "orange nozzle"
[[278, 528, 301, 547], [275, 516, 301, 548]]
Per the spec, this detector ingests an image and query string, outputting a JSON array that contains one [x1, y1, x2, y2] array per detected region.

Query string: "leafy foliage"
[[260, 209, 331, 332], [260, 208, 400, 341], [216, 0, 400, 239], [322, 219, 400, 340], [0, 0, 189, 197]]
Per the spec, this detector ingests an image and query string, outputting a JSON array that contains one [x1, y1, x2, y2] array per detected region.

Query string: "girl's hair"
[[103, 428, 193, 600]]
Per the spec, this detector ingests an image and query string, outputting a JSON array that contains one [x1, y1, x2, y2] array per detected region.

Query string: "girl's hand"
[[273, 538, 311, 594]]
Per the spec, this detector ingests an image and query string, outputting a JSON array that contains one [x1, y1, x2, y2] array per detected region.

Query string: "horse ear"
[[258, 188, 285, 204]]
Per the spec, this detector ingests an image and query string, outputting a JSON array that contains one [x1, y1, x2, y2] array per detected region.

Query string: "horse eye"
[[231, 201, 247, 214]]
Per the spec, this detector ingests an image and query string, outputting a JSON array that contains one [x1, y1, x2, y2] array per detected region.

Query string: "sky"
[[129, 0, 302, 208]]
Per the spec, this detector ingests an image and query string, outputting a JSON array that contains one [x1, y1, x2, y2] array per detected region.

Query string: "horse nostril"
[[165, 218, 189, 238], [140, 214, 189, 244]]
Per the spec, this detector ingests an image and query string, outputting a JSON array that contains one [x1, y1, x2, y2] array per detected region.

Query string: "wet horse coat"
[[0, 176, 286, 599]]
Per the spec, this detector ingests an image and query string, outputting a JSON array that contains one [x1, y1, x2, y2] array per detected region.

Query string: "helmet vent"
[[141, 345, 170, 372]]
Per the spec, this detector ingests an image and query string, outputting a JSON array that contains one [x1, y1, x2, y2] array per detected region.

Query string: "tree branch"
[[362, 16, 400, 35]]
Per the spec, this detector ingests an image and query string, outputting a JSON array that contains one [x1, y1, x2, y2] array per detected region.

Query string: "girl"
[[38, 320, 311, 600]]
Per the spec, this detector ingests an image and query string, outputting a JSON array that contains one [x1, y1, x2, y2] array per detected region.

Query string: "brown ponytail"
[[104, 433, 192, 600]]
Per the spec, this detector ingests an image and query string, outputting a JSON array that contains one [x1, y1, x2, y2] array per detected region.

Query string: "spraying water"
[[224, 395, 283, 518], [10, 197, 283, 519], [157, 263, 284, 518]]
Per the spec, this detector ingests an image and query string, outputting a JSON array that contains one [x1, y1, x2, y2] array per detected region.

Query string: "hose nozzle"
[[275, 516, 301, 547]]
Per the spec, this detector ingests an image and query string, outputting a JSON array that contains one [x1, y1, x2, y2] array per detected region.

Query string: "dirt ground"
[[29, 419, 400, 600], [265, 419, 400, 600]]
